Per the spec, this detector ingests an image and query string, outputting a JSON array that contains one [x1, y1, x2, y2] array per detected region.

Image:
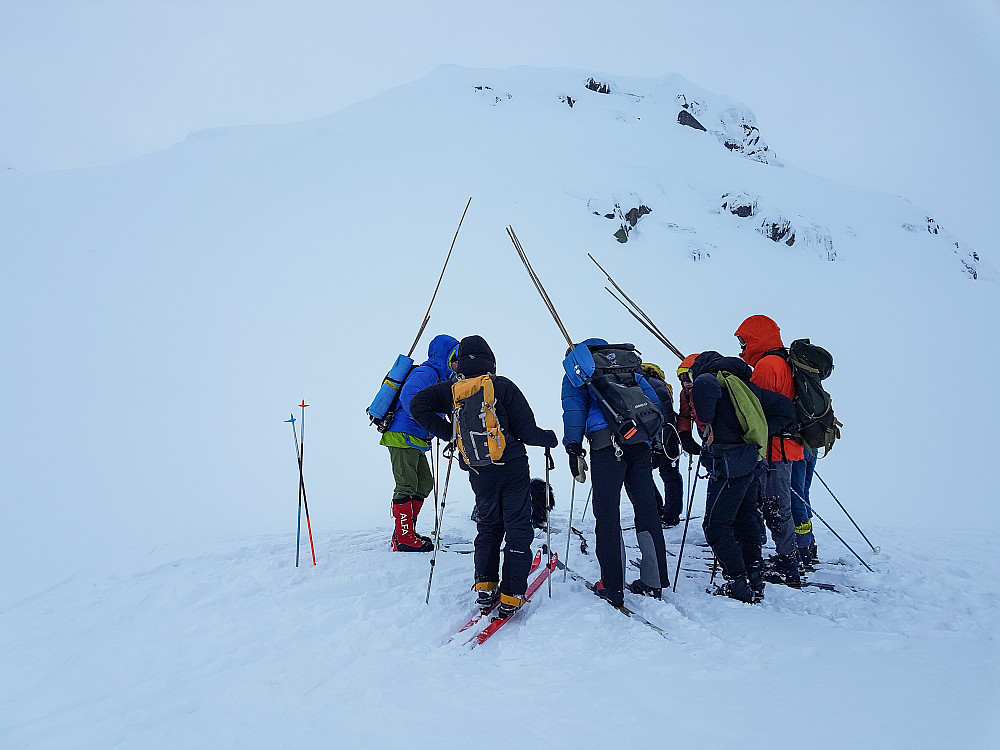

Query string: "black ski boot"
[[594, 580, 625, 608], [798, 542, 818, 567], [660, 514, 681, 528], [474, 582, 500, 614], [492, 593, 525, 621], [763, 552, 802, 588], [714, 575, 755, 603], [627, 578, 662, 599]]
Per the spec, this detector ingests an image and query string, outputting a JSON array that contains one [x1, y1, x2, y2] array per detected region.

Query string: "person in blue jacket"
[[561, 338, 669, 607], [379, 333, 459, 552]]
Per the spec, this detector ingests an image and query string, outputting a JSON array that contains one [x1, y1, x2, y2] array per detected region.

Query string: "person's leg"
[[791, 451, 818, 555], [590, 446, 627, 600], [410, 451, 435, 541], [623, 443, 669, 590], [387, 447, 430, 550], [703, 473, 755, 580], [760, 460, 797, 556], [660, 460, 684, 524], [735, 470, 766, 596], [469, 469, 504, 585], [498, 460, 533, 598]]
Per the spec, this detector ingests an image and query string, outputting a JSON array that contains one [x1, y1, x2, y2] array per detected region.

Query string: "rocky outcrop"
[[586, 78, 612, 94], [721, 193, 835, 260], [677, 110, 707, 131], [677, 94, 773, 164], [589, 196, 652, 243], [902, 217, 986, 280]]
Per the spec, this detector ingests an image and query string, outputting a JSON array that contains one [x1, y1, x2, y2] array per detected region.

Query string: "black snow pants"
[[701, 444, 765, 581], [590, 442, 669, 596], [468, 456, 534, 598]]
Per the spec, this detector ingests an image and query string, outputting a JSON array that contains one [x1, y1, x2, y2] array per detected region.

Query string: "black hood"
[[456, 335, 496, 376], [691, 351, 753, 381]]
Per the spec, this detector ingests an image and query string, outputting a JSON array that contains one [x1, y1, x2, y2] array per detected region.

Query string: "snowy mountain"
[[2, 66, 998, 748]]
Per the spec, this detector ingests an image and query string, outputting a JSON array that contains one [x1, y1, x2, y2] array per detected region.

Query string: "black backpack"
[[587, 344, 664, 446], [776, 339, 842, 456]]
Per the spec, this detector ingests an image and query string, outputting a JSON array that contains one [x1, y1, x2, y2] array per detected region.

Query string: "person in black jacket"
[[689, 351, 795, 603], [410, 335, 558, 620]]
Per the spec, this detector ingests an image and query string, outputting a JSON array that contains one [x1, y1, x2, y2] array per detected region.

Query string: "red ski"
[[448, 550, 542, 643], [469, 551, 558, 649]]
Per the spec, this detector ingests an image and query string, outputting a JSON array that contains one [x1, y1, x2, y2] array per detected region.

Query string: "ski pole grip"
[[544, 447, 555, 471]]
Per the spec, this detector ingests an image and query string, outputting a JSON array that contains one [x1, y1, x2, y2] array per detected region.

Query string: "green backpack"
[[715, 371, 769, 460]]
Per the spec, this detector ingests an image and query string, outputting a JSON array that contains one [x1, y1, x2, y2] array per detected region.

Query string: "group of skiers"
[[376, 314, 823, 617]]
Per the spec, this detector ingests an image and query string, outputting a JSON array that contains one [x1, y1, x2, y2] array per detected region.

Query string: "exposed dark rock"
[[762, 219, 795, 246], [677, 110, 707, 131], [721, 192, 757, 218], [586, 77, 611, 94]]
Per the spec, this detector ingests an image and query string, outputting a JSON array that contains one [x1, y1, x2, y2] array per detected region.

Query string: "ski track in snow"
[[2, 511, 998, 749]]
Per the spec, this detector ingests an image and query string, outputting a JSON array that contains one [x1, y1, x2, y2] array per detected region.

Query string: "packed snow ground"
[[4, 497, 998, 748], [3, 66, 999, 748]]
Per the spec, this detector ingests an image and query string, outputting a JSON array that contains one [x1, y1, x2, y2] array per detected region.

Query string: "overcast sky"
[[2, 0, 997, 253]]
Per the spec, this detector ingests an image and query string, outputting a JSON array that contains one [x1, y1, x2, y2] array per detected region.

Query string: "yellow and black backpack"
[[451, 375, 506, 467]]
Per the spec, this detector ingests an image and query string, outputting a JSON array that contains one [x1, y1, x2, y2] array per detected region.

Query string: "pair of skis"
[[449, 550, 558, 649]]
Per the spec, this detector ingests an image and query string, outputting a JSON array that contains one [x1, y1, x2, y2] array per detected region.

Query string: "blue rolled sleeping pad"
[[367, 353, 414, 428]]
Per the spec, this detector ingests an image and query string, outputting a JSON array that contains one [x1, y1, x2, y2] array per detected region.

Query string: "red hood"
[[735, 315, 784, 367]]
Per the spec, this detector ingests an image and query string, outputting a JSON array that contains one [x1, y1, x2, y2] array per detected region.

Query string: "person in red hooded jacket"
[[734, 315, 802, 588]]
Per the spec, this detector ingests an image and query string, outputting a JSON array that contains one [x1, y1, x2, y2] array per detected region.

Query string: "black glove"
[[541, 429, 559, 449], [679, 431, 701, 456], [566, 443, 588, 483]]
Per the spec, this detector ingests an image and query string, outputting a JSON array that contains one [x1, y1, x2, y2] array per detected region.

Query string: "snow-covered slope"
[[2, 66, 998, 748]]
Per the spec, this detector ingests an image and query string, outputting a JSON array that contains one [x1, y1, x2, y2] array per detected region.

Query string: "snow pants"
[[791, 450, 818, 549], [387, 445, 433, 501], [468, 456, 533, 598], [591, 442, 669, 595], [652, 449, 684, 522], [759, 459, 797, 556], [703, 463, 765, 581]]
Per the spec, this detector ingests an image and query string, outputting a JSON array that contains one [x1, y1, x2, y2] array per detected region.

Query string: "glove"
[[679, 431, 701, 456], [566, 443, 588, 483], [541, 429, 559, 449]]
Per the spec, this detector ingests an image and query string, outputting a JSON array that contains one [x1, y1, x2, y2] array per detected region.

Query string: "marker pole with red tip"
[[298, 400, 317, 565]]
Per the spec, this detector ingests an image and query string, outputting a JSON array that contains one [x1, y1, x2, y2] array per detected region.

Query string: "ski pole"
[[814, 471, 880, 554], [406, 197, 472, 358], [588, 253, 685, 361], [673, 455, 702, 592], [507, 226, 574, 348], [286, 414, 303, 567], [544, 447, 554, 598], [582, 486, 593, 520], [426, 415, 458, 603], [563, 478, 577, 582], [431, 437, 441, 542], [792, 486, 874, 572], [297, 400, 317, 566]]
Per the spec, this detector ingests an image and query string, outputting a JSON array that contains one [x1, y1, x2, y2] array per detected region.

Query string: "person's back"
[[410, 335, 557, 620], [561, 339, 669, 606]]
